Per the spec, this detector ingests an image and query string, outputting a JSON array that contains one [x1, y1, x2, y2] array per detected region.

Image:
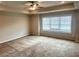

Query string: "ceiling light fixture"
[[25, 1, 40, 11], [29, 3, 38, 10], [29, 6, 36, 10]]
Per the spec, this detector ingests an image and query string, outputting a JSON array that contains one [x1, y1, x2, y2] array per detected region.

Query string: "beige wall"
[[0, 11, 29, 43], [29, 14, 40, 35], [74, 10, 79, 42]]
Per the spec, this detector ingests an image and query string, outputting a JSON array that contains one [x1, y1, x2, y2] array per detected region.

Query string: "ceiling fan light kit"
[[25, 1, 40, 11]]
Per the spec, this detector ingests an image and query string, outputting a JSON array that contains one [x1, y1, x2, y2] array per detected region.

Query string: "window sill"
[[42, 30, 71, 34]]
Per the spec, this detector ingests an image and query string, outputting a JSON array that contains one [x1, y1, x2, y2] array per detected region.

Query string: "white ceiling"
[[1, 1, 73, 9], [0, 1, 75, 14]]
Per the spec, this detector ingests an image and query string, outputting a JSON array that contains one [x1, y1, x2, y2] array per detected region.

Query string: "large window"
[[42, 15, 72, 33]]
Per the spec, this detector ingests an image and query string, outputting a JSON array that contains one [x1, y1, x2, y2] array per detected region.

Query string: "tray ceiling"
[[0, 1, 76, 14]]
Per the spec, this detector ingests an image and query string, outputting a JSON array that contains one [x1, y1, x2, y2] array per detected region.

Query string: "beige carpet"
[[0, 36, 79, 57]]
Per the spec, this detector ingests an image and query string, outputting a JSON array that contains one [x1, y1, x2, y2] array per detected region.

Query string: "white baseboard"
[[0, 34, 27, 44]]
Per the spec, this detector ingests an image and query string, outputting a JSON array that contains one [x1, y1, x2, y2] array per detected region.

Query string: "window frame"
[[41, 15, 72, 33], [40, 12, 74, 35]]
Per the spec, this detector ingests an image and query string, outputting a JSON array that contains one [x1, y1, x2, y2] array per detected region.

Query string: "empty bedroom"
[[0, 0, 79, 57]]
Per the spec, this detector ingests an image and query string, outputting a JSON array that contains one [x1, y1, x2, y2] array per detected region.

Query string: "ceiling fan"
[[24, 1, 43, 11]]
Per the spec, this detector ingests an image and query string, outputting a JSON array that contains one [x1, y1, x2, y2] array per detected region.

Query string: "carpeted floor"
[[0, 36, 79, 57]]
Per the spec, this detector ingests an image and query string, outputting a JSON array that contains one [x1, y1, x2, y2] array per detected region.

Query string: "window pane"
[[41, 15, 72, 33], [60, 16, 71, 32], [51, 17, 59, 29], [42, 17, 50, 30], [60, 16, 71, 24], [43, 24, 50, 30], [60, 24, 71, 32], [51, 24, 59, 29], [42, 17, 50, 25]]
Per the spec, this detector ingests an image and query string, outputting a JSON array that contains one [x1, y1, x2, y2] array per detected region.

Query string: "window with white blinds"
[[42, 15, 72, 33]]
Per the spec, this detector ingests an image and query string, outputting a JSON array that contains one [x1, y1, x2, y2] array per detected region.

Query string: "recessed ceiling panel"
[[0, 1, 75, 14]]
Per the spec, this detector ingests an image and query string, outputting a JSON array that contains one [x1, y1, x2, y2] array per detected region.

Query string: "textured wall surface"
[[0, 12, 29, 43], [29, 14, 40, 35]]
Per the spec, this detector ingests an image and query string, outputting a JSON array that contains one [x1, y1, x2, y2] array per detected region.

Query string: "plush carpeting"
[[0, 36, 79, 57]]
